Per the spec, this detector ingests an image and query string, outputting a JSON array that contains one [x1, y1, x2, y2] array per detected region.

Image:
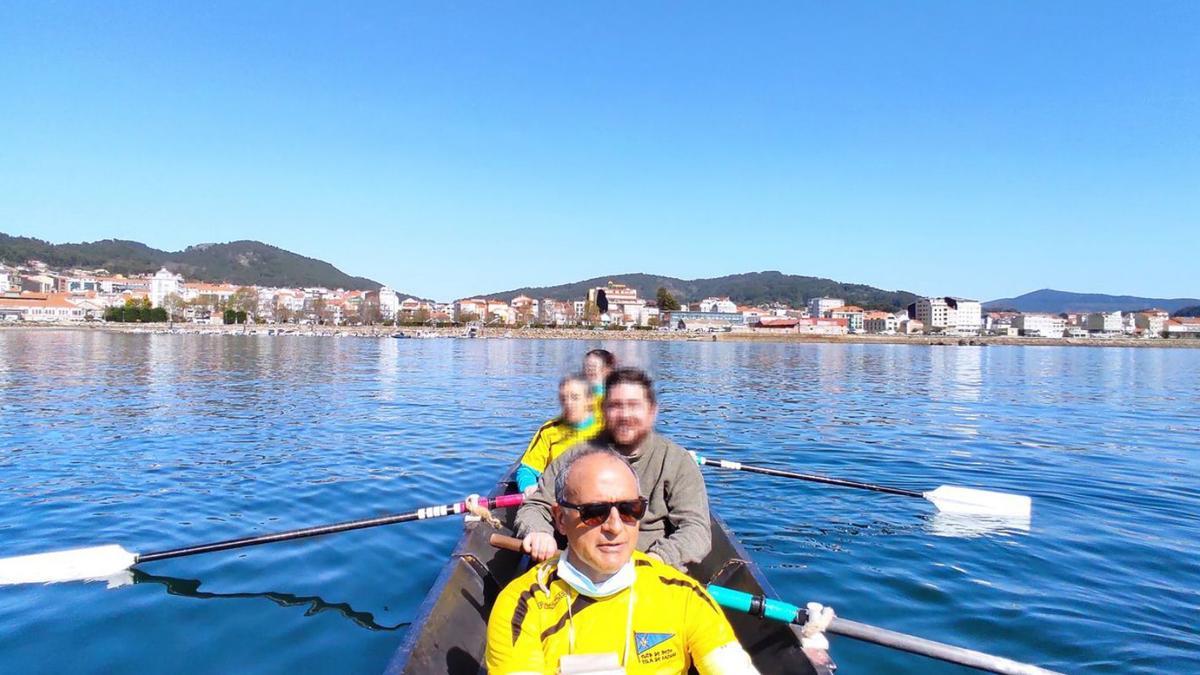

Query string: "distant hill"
[[0, 233, 383, 290], [985, 289, 1200, 314], [1173, 305, 1200, 318], [482, 271, 919, 311]]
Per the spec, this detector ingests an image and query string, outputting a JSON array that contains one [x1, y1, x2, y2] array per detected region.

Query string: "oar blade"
[[0, 545, 137, 586], [924, 485, 1032, 517]]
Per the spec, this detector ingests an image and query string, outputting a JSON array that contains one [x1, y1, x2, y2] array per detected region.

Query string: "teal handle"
[[707, 584, 800, 623]]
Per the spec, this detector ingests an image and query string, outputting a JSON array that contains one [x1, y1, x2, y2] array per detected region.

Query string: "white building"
[[699, 297, 737, 313], [0, 265, 18, 292], [588, 282, 639, 311], [911, 297, 982, 335], [1085, 311, 1123, 334], [615, 299, 647, 325], [863, 311, 899, 334], [807, 297, 844, 318], [830, 306, 865, 332], [376, 287, 400, 320], [0, 293, 86, 322], [149, 268, 184, 308], [1165, 318, 1200, 338], [510, 295, 539, 324], [486, 301, 515, 325], [453, 298, 488, 321], [637, 306, 660, 327], [1134, 310, 1169, 337], [21, 274, 57, 293], [1013, 313, 1065, 338]]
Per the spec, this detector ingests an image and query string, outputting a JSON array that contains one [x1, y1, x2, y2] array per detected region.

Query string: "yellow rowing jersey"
[[486, 551, 756, 674], [516, 416, 603, 491], [592, 390, 605, 428]]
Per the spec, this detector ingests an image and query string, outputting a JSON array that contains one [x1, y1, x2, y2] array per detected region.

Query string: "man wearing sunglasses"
[[487, 447, 757, 674], [516, 368, 711, 570]]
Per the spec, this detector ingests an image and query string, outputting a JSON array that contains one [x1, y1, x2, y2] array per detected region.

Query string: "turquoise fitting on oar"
[[707, 584, 800, 624], [706, 583, 1063, 674]]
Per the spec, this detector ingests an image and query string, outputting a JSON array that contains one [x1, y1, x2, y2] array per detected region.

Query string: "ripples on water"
[[1, 332, 1197, 673]]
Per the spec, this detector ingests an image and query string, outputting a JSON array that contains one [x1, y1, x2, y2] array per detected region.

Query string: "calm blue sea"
[[1, 331, 1197, 674]]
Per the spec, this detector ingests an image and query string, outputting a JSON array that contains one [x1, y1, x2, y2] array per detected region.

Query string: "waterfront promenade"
[[4, 322, 1198, 349]]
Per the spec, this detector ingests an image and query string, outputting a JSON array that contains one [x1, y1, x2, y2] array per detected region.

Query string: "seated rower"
[[516, 374, 603, 495], [517, 368, 711, 570], [583, 349, 616, 423], [487, 447, 758, 674]]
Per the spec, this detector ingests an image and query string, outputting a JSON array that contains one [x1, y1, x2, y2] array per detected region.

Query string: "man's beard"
[[611, 427, 648, 454]]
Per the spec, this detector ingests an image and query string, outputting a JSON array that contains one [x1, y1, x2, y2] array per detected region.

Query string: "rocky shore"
[[4, 322, 1198, 348]]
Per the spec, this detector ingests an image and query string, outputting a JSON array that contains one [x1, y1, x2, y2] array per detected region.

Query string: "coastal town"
[[2, 260, 1198, 341]]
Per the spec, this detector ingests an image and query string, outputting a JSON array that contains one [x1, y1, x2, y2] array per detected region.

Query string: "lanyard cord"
[[566, 587, 636, 669]]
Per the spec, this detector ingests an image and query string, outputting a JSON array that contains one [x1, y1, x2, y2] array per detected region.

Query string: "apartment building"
[[910, 297, 982, 335], [1014, 313, 1066, 337], [807, 297, 844, 318], [1085, 311, 1123, 334]]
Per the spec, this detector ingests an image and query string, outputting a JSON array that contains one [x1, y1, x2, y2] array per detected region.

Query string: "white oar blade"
[[0, 545, 137, 585], [924, 486, 1032, 517], [927, 512, 1031, 537]]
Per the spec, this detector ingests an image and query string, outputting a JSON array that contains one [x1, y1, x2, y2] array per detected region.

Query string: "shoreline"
[[3, 322, 1199, 349]]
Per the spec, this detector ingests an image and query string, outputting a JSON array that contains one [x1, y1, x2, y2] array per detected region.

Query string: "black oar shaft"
[[699, 458, 923, 498], [139, 506, 440, 563]]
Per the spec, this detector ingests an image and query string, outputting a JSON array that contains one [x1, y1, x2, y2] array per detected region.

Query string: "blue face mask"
[[557, 551, 635, 598], [591, 383, 605, 397]]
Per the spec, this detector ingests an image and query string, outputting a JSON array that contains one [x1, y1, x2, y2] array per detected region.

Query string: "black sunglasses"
[[558, 498, 648, 526]]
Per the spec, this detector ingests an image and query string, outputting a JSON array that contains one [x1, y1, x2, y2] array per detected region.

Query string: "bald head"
[[555, 447, 638, 505], [552, 447, 643, 580]]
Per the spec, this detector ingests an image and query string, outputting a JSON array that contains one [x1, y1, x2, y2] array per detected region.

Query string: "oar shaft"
[[139, 511, 422, 563], [707, 585, 1060, 675], [695, 456, 923, 498], [829, 618, 1058, 675], [139, 494, 523, 563]]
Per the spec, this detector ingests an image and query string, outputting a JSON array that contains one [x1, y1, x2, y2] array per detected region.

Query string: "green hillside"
[[484, 271, 918, 311], [0, 233, 382, 290]]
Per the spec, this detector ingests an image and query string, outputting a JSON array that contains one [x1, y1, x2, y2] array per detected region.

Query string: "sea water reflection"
[[0, 332, 1198, 674]]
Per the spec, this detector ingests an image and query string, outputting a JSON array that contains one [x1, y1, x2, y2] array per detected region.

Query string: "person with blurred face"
[[583, 349, 616, 422], [517, 368, 711, 569], [487, 448, 756, 674], [515, 374, 602, 495]]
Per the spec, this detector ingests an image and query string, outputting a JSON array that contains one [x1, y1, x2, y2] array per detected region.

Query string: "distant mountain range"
[[483, 271, 919, 311], [0, 233, 382, 290], [985, 289, 1200, 314]]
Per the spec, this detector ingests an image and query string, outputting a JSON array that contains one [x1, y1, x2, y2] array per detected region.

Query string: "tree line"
[[103, 298, 168, 323]]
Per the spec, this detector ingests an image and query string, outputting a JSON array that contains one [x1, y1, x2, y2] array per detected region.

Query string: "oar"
[[707, 585, 1060, 675], [690, 452, 1031, 517], [0, 492, 524, 586]]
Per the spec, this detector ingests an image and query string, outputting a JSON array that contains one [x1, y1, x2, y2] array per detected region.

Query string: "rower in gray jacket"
[[516, 367, 712, 569]]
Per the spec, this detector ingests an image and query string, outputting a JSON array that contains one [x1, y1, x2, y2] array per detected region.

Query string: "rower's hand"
[[522, 485, 537, 497], [523, 532, 557, 562]]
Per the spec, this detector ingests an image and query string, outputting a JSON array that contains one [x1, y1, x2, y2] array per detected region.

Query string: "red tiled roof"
[[757, 317, 798, 328]]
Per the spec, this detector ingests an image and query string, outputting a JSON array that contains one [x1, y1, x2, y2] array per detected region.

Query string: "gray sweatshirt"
[[514, 431, 712, 569]]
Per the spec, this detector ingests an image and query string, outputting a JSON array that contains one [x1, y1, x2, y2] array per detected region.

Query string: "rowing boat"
[[383, 471, 835, 674]]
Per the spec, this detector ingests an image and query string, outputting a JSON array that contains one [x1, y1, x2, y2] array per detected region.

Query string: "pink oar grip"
[[488, 493, 525, 509]]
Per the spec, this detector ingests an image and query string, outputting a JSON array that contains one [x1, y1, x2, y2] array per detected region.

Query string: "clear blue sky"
[[2, 2, 1196, 301]]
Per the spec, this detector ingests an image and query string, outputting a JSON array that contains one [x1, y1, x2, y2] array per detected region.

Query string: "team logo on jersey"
[[635, 632, 674, 655]]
